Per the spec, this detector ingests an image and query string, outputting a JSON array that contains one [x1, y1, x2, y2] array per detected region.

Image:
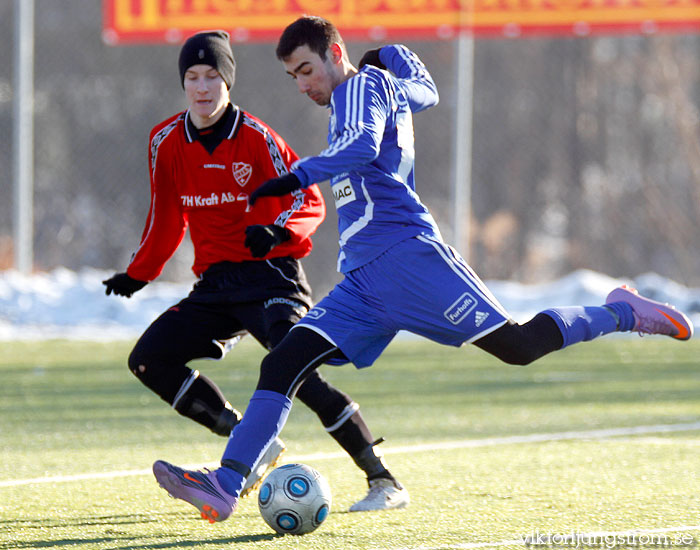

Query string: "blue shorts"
[[295, 234, 510, 368]]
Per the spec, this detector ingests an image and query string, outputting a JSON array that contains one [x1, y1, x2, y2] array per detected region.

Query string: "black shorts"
[[191, 258, 313, 308], [135, 258, 313, 361]]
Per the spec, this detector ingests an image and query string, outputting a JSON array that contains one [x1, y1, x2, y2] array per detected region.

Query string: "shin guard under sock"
[[542, 306, 618, 348]]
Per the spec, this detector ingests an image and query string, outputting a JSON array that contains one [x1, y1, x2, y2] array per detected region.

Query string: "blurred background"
[[1, 1, 699, 300]]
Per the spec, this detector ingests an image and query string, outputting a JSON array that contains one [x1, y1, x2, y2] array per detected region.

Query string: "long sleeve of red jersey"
[[126, 116, 188, 282]]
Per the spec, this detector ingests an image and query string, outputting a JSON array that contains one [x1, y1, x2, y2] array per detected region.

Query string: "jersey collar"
[[184, 103, 242, 149]]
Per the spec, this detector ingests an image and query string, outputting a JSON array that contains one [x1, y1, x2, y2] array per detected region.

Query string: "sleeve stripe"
[[398, 45, 421, 77], [242, 116, 289, 177], [149, 117, 180, 178], [320, 75, 367, 159], [130, 117, 181, 269], [274, 188, 306, 228], [241, 114, 307, 228]]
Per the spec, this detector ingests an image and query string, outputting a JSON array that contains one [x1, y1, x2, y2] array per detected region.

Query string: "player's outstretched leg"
[[152, 461, 239, 523], [476, 284, 693, 366], [606, 285, 693, 340]]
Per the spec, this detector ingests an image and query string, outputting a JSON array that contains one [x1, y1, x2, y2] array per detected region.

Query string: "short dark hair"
[[275, 16, 344, 61]]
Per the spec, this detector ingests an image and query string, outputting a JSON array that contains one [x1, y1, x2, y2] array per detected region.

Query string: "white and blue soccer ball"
[[258, 463, 332, 535]]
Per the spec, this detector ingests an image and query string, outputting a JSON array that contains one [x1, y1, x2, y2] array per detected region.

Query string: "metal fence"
[[1, 1, 699, 299]]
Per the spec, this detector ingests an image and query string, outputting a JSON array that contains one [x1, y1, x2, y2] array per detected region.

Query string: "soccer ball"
[[258, 463, 332, 535]]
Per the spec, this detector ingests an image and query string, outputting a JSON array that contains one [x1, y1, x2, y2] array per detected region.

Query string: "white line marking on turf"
[[3, 420, 700, 488], [380, 420, 700, 455], [383, 524, 700, 550]]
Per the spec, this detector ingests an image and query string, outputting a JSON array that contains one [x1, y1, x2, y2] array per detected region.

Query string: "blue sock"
[[216, 389, 292, 497], [603, 301, 635, 332], [542, 306, 619, 348]]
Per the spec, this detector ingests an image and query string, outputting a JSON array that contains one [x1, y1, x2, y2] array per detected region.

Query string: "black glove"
[[249, 173, 302, 206], [244, 224, 291, 258], [358, 48, 386, 70], [103, 272, 148, 297]]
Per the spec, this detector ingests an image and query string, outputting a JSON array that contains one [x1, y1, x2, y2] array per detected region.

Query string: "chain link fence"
[[1, 1, 699, 299]]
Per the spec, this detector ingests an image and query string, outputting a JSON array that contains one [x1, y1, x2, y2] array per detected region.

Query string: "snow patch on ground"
[[0, 268, 697, 341]]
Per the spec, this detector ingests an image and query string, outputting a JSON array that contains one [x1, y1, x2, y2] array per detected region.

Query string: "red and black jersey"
[[126, 105, 325, 281]]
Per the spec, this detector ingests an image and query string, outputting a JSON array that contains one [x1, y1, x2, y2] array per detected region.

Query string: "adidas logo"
[[474, 311, 489, 327]]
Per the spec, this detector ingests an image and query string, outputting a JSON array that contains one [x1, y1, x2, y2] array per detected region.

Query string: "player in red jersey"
[[103, 31, 408, 510]]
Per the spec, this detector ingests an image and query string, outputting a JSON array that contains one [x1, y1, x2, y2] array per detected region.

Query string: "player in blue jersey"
[[151, 16, 694, 523]]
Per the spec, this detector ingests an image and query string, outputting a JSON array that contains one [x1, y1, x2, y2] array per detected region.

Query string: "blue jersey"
[[292, 45, 442, 273]]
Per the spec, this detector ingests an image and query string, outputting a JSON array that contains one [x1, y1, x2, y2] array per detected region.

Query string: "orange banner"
[[103, 0, 700, 43]]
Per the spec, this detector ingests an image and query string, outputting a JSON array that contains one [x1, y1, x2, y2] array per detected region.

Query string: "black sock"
[[172, 372, 241, 435]]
